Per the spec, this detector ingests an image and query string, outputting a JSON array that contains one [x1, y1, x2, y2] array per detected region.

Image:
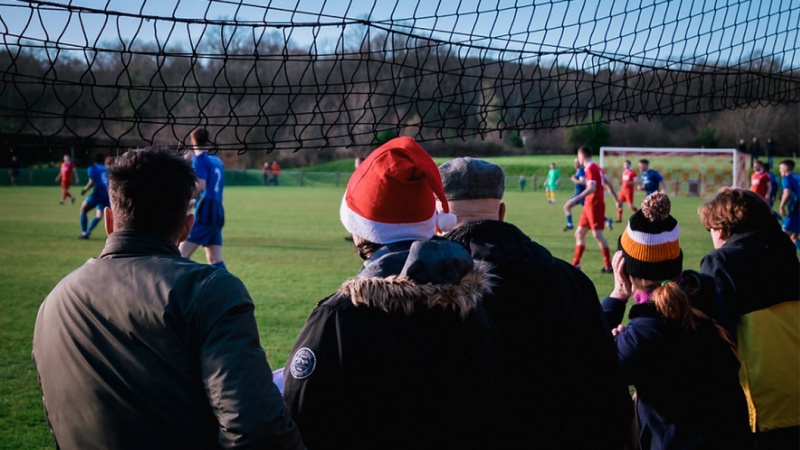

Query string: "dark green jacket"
[[33, 230, 303, 450]]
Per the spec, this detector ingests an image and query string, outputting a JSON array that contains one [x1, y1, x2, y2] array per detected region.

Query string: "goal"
[[599, 147, 749, 197]]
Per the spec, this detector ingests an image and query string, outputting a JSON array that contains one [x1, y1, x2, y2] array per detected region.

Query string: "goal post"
[[599, 147, 749, 197]]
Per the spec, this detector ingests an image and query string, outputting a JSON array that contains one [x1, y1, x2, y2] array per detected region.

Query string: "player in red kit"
[[750, 159, 772, 202], [55, 154, 79, 205], [617, 160, 638, 221], [564, 146, 614, 273]]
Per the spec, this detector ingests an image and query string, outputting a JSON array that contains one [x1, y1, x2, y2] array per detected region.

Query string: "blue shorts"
[[783, 214, 800, 234], [86, 194, 110, 211], [571, 194, 584, 206], [186, 223, 223, 247]]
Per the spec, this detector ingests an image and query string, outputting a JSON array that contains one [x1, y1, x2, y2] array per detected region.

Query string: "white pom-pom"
[[436, 212, 458, 232]]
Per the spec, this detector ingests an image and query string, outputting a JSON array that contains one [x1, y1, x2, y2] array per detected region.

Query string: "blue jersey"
[[88, 164, 109, 200], [192, 152, 225, 226], [782, 173, 800, 217], [574, 168, 586, 197], [641, 169, 663, 194]]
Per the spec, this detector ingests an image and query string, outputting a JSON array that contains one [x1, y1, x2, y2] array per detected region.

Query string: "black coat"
[[605, 300, 752, 450], [446, 220, 633, 449], [283, 240, 498, 450]]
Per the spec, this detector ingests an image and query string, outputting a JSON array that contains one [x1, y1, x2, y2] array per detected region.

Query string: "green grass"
[[0, 185, 715, 448]]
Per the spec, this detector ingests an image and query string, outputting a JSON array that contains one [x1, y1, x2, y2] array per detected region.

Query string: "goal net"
[[599, 147, 750, 198]]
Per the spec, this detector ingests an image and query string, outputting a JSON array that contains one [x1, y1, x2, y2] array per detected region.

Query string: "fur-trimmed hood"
[[337, 240, 495, 319]]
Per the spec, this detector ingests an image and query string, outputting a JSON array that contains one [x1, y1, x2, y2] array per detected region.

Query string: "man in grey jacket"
[[32, 149, 303, 450]]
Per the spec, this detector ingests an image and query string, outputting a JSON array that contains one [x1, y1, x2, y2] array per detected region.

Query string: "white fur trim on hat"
[[341, 193, 436, 244], [436, 211, 457, 233]]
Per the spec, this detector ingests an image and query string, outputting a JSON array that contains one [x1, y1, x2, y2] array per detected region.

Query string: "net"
[[1, 0, 798, 153], [600, 147, 750, 197]]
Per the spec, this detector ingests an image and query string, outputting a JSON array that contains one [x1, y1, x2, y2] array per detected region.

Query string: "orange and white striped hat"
[[619, 192, 683, 280]]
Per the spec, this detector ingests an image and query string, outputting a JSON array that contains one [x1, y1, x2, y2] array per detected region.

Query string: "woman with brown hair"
[[699, 187, 799, 449], [603, 192, 751, 450]]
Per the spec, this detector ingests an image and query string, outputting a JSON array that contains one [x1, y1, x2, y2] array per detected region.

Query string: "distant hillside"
[[290, 155, 578, 177]]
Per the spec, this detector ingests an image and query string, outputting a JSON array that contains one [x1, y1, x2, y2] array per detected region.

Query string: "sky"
[[0, 0, 797, 69]]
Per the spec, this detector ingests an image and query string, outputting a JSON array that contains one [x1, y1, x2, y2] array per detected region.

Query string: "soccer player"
[[563, 158, 586, 231], [750, 159, 772, 202], [180, 128, 227, 270], [77, 152, 109, 239], [616, 160, 638, 221], [779, 159, 800, 247], [565, 145, 614, 273], [638, 159, 665, 195], [55, 154, 79, 204], [543, 162, 560, 203]]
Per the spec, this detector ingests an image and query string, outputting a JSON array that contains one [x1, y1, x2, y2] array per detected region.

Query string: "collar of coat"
[[337, 259, 494, 320]]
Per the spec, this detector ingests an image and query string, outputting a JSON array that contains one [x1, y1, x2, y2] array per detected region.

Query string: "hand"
[[616, 200, 623, 209], [80, 189, 87, 196], [781, 207, 787, 217], [611, 324, 626, 338], [609, 251, 633, 299]]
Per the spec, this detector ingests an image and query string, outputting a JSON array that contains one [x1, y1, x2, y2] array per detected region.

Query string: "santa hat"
[[340, 137, 457, 244], [619, 192, 683, 280]]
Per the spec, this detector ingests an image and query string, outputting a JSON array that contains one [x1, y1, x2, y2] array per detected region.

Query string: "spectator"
[[766, 137, 776, 168], [33, 148, 303, 450], [438, 157, 632, 449], [10, 154, 20, 186], [700, 187, 799, 449], [262, 161, 271, 185], [603, 192, 752, 450], [737, 138, 747, 156], [749, 137, 761, 169], [270, 161, 281, 185], [283, 137, 497, 450]]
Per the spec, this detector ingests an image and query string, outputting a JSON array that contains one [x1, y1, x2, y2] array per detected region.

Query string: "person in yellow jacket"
[[700, 187, 800, 449]]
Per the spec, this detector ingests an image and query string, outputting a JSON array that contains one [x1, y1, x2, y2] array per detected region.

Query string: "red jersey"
[[583, 161, 604, 207], [60, 161, 75, 183], [750, 171, 771, 199], [621, 169, 637, 191]]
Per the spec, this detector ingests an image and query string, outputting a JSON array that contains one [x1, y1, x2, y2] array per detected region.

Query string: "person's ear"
[[179, 214, 195, 243], [498, 202, 506, 222], [104, 207, 114, 236]]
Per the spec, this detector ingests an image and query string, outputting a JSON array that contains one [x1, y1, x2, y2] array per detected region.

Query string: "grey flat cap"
[[439, 157, 505, 200]]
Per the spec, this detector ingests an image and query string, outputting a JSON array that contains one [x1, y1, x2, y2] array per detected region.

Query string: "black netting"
[[1, 0, 798, 152]]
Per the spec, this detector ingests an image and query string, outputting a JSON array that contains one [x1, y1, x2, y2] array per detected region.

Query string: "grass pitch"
[[0, 185, 715, 448]]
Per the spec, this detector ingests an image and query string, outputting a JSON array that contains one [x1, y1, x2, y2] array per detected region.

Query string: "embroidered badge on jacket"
[[290, 347, 316, 379]]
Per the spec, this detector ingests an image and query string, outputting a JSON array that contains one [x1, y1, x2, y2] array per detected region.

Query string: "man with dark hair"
[[638, 158, 665, 195], [180, 128, 227, 270], [438, 157, 631, 449], [33, 148, 303, 450], [77, 152, 110, 239]]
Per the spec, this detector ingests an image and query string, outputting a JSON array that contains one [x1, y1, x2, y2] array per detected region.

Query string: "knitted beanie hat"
[[340, 136, 457, 244], [619, 192, 683, 280]]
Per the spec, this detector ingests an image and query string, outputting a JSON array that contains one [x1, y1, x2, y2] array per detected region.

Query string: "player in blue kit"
[[180, 128, 227, 269], [77, 152, 110, 239], [779, 159, 800, 249], [638, 159, 665, 195]]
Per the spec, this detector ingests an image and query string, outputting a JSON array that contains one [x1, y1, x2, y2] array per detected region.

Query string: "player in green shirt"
[[544, 163, 561, 204]]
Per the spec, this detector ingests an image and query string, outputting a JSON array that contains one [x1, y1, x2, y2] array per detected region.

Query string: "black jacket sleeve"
[[200, 271, 304, 450], [282, 301, 343, 450]]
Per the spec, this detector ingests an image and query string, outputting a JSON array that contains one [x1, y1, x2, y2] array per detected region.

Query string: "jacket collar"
[[100, 230, 181, 259], [339, 239, 494, 318], [445, 219, 529, 244]]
